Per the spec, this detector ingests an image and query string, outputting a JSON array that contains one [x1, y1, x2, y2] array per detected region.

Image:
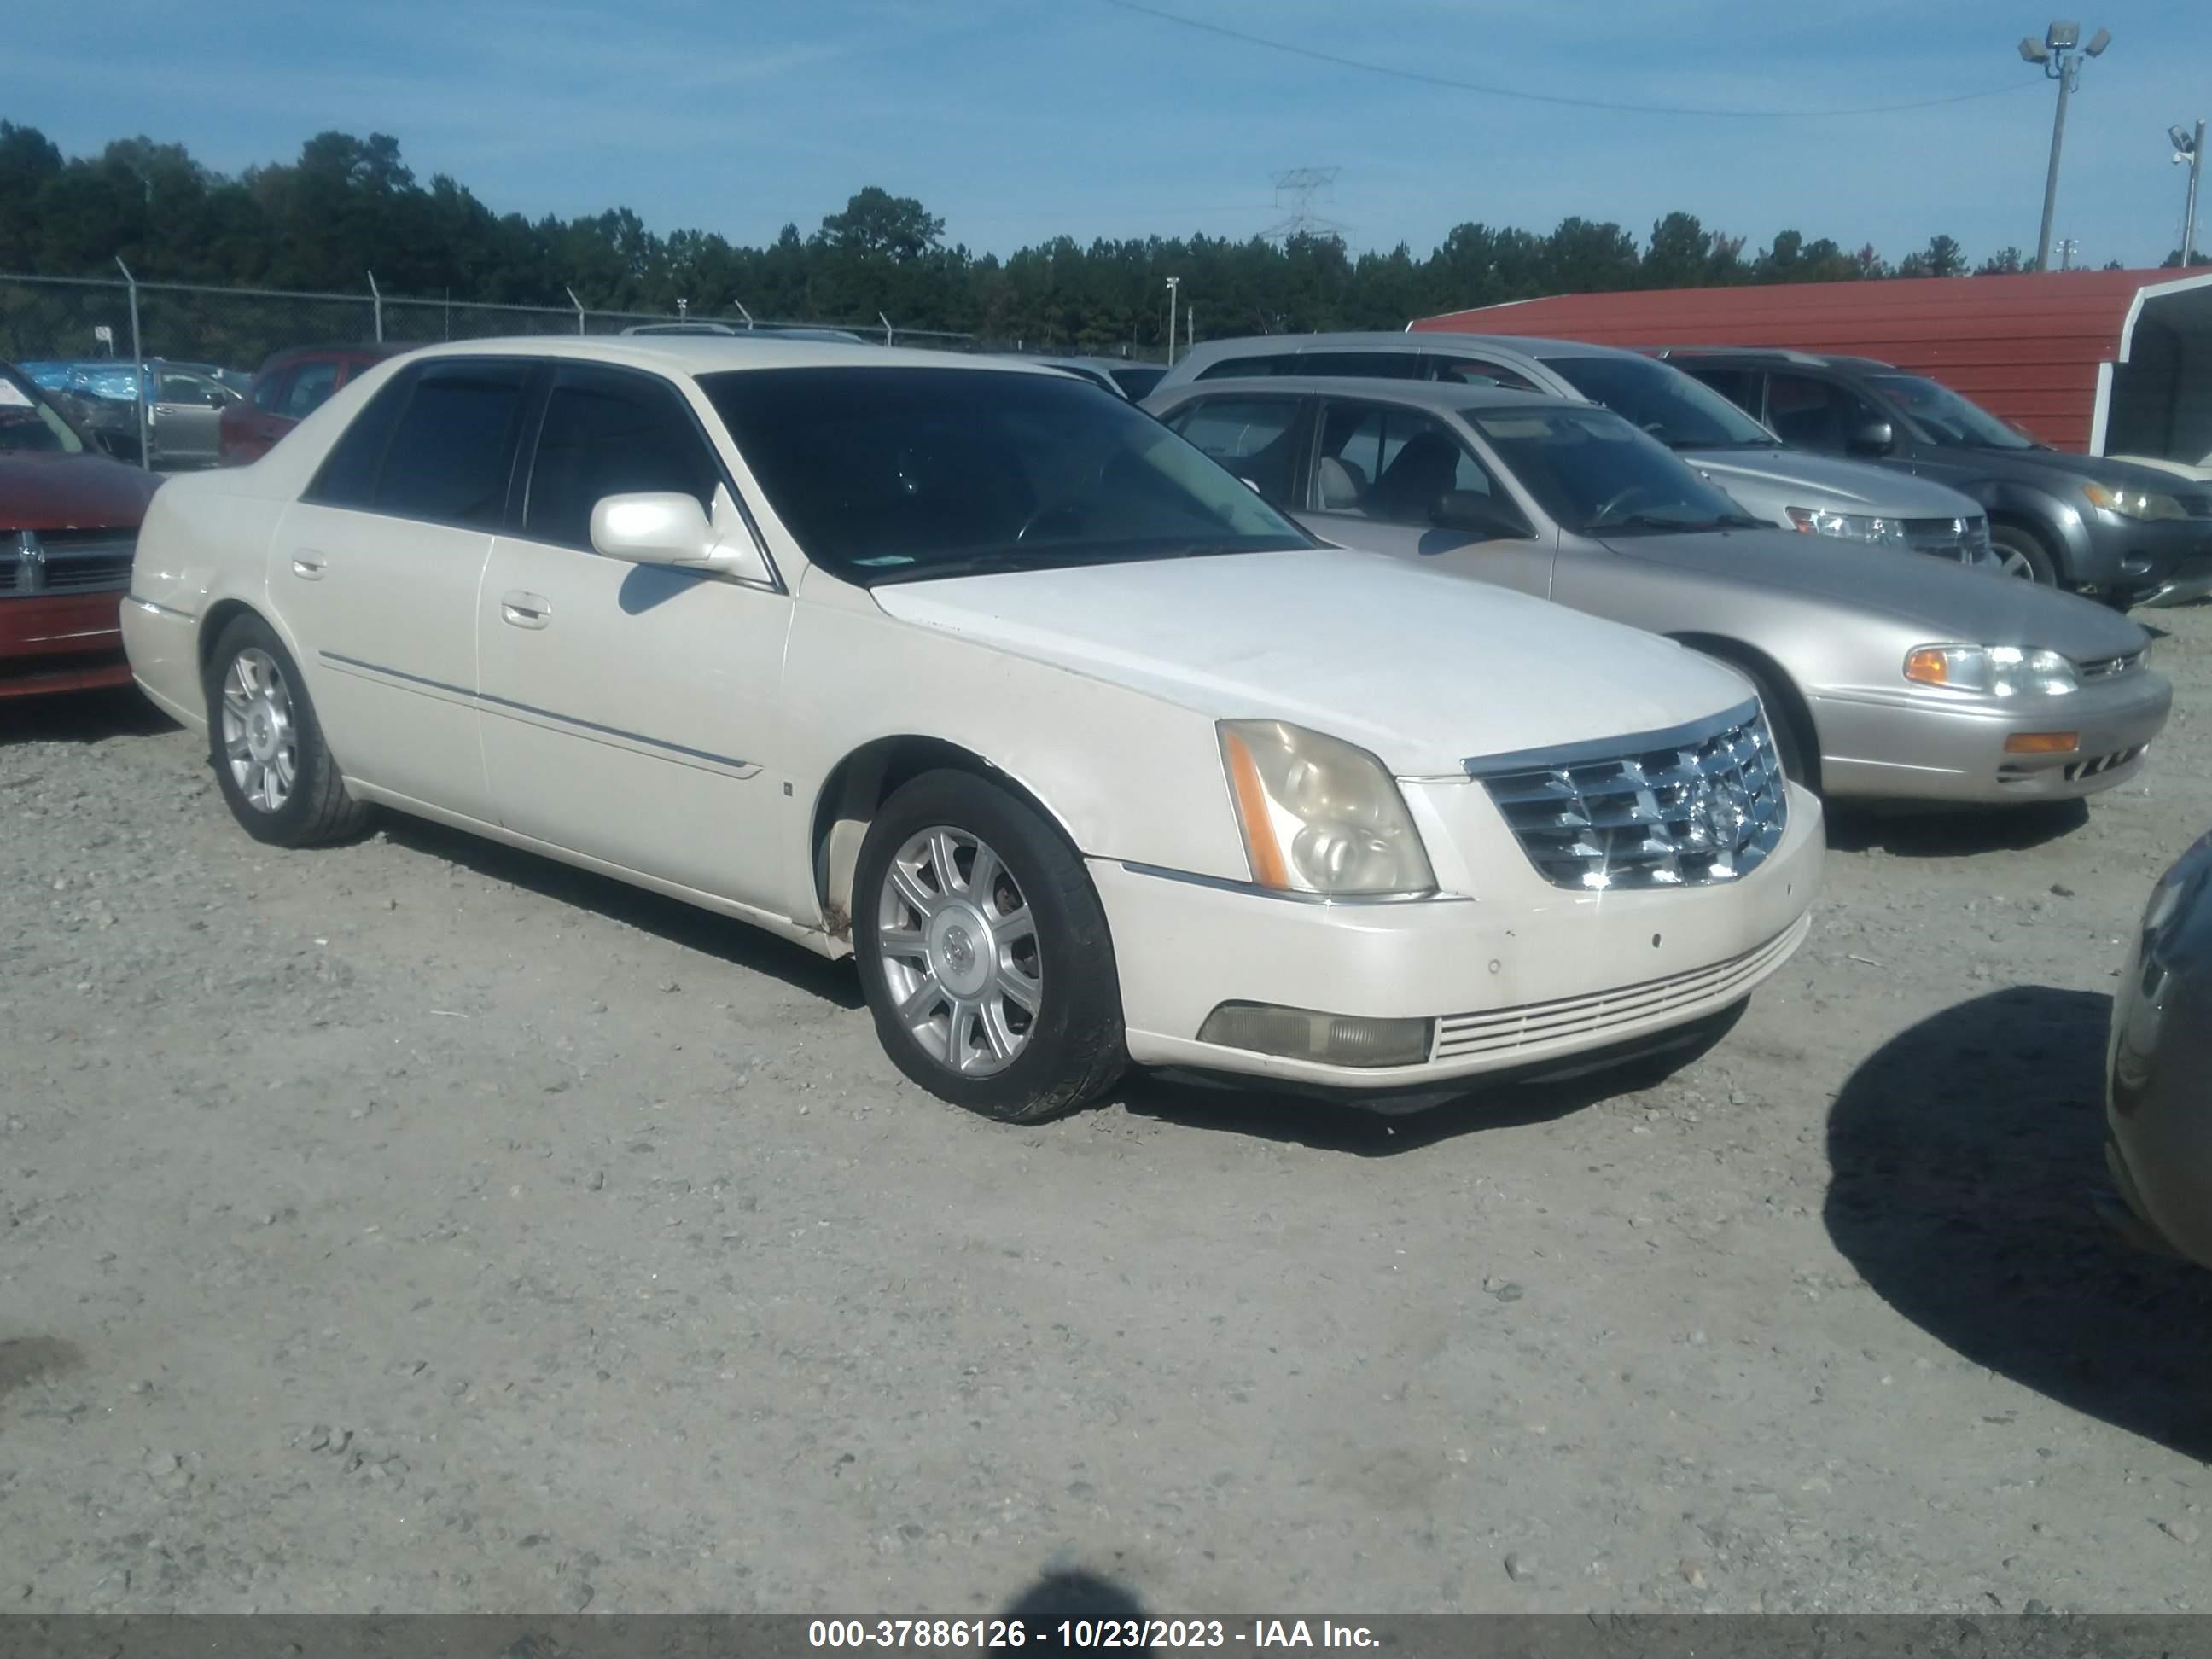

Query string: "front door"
[[475, 362, 793, 913], [270, 357, 533, 822], [150, 369, 232, 467], [1295, 396, 1555, 598]]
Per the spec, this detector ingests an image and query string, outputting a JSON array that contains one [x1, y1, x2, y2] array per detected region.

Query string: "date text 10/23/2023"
[[806, 1621, 1380, 1649]]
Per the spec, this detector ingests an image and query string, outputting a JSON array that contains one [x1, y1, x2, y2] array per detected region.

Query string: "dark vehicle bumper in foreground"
[[0, 590, 133, 698]]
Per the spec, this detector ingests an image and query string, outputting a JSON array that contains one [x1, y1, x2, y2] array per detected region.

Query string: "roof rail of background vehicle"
[[359, 335, 1055, 375], [1155, 374, 1577, 414], [1649, 345, 1836, 366]]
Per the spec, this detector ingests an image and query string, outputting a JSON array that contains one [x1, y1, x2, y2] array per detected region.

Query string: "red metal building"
[[1412, 268, 2212, 463]]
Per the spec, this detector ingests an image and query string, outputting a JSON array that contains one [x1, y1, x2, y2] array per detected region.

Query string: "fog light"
[[2004, 731, 2080, 754], [1196, 1002, 1433, 1068]]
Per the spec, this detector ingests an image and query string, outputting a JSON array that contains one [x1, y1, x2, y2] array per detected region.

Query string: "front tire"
[[202, 614, 369, 847], [1989, 521, 2060, 587], [853, 769, 1126, 1121]]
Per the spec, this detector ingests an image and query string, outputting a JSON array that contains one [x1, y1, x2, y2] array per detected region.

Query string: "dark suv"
[[1657, 349, 2212, 609]]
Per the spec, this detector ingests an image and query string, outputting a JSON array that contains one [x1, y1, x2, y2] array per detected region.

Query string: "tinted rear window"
[[307, 361, 528, 526]]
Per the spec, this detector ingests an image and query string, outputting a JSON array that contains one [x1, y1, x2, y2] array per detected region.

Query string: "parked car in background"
[[123, 337, 1821, 1120], [2104, 829, 2212, 1269], [1155, 332, 2000, 573], [224, 344, 409, 465], [0, 362, 161, 696], [1146, 375, 2169, 808], [1656, 349, 2212, 608], [16, 358, 242, 469], [618, 322, 870, 343], [1025, 356, 1167, 400]]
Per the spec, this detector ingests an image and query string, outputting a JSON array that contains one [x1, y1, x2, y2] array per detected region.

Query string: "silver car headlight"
[[1785, 507, 1909, 547], [1903, 643, 2079, 697], [1218, 719, 1436, 898], [2082, 481, 2186, 521]]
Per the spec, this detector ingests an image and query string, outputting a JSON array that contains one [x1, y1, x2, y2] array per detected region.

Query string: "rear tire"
[[202, 614, 369, 848], [854, 769, 1126, 1122]]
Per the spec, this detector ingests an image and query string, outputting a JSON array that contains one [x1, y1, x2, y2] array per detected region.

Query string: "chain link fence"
[[1, 269, 975, 468]]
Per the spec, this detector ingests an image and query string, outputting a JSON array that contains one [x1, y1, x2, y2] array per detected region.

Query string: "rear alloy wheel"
[[203, 614, 369, 847], [855, 770, 1126, 1121]]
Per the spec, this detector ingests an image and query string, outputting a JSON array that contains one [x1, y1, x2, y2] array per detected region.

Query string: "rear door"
[[1295, 394, 1553, 597], [269, 357, 532, 821], [475, 361, 794, 911]]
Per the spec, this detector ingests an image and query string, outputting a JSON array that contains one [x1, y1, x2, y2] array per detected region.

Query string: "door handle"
[[290, 550, 327, 579], [500, 590, 551, 630]]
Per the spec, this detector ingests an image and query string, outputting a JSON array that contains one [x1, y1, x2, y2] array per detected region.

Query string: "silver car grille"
[[2078, 648, 2146, 680], [1466, 698, 1789, 891], [5, 529, 137, 597], [1903, 514, 1990, 564]]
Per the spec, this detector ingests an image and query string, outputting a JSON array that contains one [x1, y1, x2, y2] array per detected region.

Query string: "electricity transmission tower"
[[1263, 166, 1344, 242]]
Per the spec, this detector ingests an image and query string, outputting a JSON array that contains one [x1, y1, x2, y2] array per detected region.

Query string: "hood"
[[1934, 444, 2212, 499], [1600, 527, 2149, 662], [867, 547, 1755, 777], [0, 451, 161, 531], [1681, 446, 1980, 515]]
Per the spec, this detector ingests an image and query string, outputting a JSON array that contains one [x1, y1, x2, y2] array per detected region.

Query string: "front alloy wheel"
[[876, 825, 1042, 1077]]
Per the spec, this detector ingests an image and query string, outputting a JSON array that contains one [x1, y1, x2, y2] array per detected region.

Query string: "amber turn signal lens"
[[1904, 649, 1952, 686], [2004, 731, 2080, 754]]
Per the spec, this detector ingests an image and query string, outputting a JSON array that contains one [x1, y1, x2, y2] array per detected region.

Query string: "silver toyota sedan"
[[1146, 376, 2170, 806]]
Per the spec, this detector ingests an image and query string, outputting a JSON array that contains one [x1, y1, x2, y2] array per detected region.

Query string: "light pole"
[[2018, 22, 2111, 274], [2174, 122, 2205, 266], [1165, 276, 1181, 368]]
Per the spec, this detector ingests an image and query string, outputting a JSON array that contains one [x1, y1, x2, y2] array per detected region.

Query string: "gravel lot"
[[3, 602, 2209, 1617]]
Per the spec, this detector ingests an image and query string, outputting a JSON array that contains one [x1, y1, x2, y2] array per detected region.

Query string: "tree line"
[[0, 120, 2163, 354]]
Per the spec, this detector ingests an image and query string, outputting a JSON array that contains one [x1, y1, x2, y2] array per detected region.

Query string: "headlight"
[[1218, 719, 1436, 897], [2083, 481, 2186, 521], [1785, 507, 1909, 546], [1902, 643, 2079, 696]]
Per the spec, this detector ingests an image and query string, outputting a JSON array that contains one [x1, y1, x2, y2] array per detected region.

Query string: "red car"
[[220, 343, 405, 465], [2, 362, 161, 698]]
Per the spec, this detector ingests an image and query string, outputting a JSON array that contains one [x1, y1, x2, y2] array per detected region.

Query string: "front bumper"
[[1810, 671, 2173, 804], [1092, 781, 1822, 1094], [0, 591, 132, 698], [2140, 547, 2212, 609], [2081, 514, 2212, 602]]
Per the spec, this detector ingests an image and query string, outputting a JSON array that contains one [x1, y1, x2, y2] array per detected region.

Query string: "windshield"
[[0, 368, 87, 456], [701, 367, 1313, 583], [1866, 372, 2035, 449], [1470, 404, 1755, 534], [1543, 354, 1779, 450]]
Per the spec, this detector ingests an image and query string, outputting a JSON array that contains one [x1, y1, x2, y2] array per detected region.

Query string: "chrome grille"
[[1903, 514, 1990, 564], [1467, 698, 1789, 891], [2078, 648, 2145, 680], [3, 529, 136, 597]]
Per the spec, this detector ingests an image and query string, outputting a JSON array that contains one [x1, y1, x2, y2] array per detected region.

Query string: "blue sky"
[[10, 0, 2208, 270]]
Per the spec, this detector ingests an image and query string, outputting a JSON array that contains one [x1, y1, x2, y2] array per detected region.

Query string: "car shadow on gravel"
[[0, 687, 175, 748], [1825, 984, 2212, 1460], [1824, 799, 2091, 858], [373, 816, 864, 1009]]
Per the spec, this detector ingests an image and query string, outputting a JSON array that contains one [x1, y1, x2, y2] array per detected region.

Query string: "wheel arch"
[[1668, 631, 1824, 795], [809, 736, 1085, 943]]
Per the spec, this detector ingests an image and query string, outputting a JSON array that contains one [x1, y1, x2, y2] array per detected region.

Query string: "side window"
[[1194, 355, 1285, 381], [1298, 352, 1422, 380], [305, 372, 412, 509], [372, 362, 531, 528], [253, 370, 289, 413], [1764, 373, 1880, 452], [282, 361, 341, 420], [523, 366, 722, 552], [1685, 366, 1761, 415], [1315, 400, 1522, 530], [1427, 355, 1545, 393], [160, 372, 222, 407], [1164, 396, 1302, 504]]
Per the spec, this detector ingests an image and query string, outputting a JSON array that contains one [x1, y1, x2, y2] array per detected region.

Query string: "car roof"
[[373, 335, 1058, 377], [1157, 374, 1584, 416], [1654, 346, 1901, 371], [1173, 329, 1650, 367]]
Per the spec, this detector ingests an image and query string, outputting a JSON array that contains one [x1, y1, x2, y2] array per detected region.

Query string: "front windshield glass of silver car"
[[1542, 354, 1779, 451], [1866, 373, 2037, 449], [1470, 405, 1755, 534], [701, 366, 1314, 583], [0, 368, 87, 455]]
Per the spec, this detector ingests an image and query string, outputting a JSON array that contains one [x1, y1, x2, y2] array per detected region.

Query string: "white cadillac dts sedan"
[[123, 338, 1822, 1121]]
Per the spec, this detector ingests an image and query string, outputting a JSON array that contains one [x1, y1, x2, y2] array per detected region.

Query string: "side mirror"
[[590, 490, 773, 585], [1848, 419, 1895, 457], [1429, 489, 1527, 540]]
